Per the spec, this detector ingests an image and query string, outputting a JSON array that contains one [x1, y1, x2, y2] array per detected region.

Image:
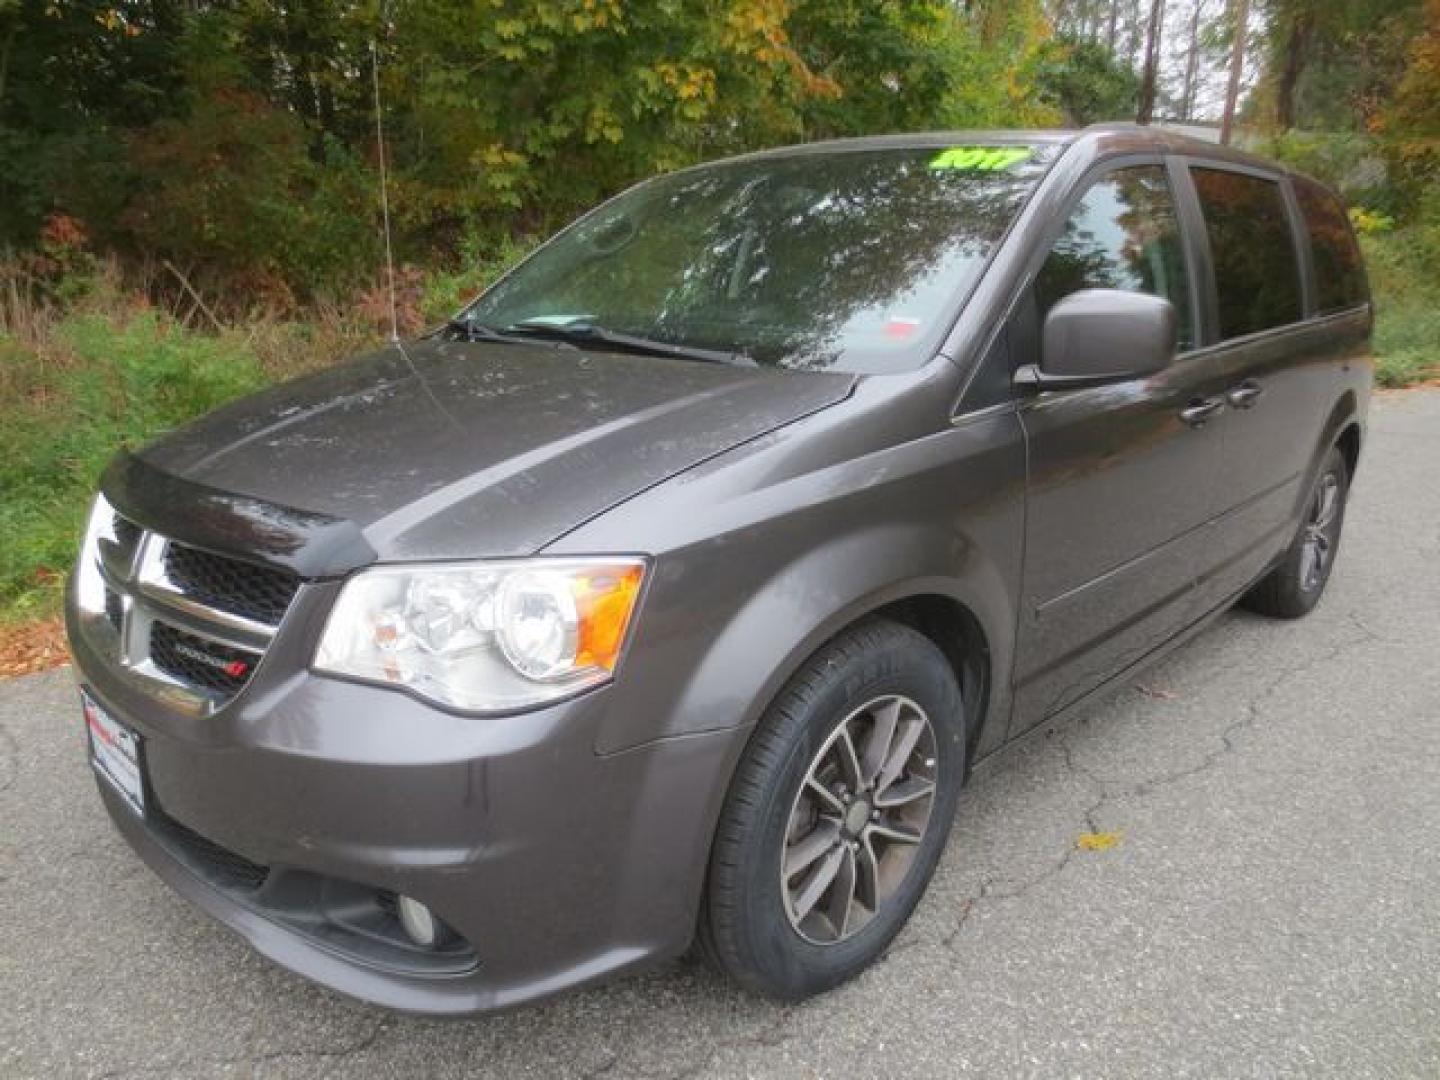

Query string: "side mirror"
[[1014, 289, 1177, 392]]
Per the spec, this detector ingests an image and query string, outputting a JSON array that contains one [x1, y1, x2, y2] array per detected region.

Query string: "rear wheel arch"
[[1297, 392, 1361, 522]]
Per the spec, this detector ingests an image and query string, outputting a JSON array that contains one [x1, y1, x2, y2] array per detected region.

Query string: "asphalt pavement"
[[2, 389, 1438, 1079]]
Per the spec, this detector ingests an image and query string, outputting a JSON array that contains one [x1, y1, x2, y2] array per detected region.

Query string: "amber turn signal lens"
[[573, 564, 645, 672]]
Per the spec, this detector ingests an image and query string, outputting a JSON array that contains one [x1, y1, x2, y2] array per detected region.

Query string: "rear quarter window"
[[1190, 167, 1304, 339], [1292, 177, 1368, 314]]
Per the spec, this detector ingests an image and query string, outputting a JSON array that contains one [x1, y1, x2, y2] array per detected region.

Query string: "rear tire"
[[1241, 445, 1349, 619], [699, 618, 965, 1000]]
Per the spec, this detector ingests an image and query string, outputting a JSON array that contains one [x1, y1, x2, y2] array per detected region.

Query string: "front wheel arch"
[[867, 594, 991, 769]]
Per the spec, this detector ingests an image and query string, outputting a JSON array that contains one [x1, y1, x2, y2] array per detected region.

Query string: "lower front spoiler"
[[98, 781, 663, 1015]]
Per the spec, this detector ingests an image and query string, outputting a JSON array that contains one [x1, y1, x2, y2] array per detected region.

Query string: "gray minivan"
[[67, 124, 1371, 1013]]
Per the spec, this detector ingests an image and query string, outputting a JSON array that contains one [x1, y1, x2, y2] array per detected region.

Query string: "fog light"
[[396, 894, 444, 948]]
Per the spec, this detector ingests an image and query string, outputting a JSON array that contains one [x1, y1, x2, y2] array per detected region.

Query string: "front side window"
[[1034, 165, 1194, 349], [1191, 167, 1303, 339], [466, 145, 1058, 373], [1292, 176, 1367, 314]]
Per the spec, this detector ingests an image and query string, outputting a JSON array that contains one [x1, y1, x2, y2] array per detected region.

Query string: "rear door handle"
[[1180, 397, 1225, 428], [1227, 380, 1264, 409]]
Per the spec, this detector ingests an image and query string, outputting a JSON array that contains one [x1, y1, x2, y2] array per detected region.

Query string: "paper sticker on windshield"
[[929, 146, 1032, 171]]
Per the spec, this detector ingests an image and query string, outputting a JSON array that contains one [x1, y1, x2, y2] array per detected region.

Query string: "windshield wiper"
[[502, 319, 753, 367], [438, 317, 575, 349]]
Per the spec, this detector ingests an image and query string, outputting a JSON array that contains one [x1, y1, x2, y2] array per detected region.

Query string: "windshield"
[[464, 144, 1057, 373]]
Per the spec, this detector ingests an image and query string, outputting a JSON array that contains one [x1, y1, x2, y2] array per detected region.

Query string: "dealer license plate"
[[83, 690, 145, 815]]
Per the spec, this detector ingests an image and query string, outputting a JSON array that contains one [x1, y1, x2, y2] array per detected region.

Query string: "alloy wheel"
[[1300, 471, 1341, 591], [780, 695, 939, 944]]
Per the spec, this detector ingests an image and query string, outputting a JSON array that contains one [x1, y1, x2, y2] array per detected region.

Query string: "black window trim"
[[1173, 155, 1313, 349]]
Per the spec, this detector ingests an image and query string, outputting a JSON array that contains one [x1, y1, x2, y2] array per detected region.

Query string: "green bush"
[[1362, 230, 1440, 387], [1263, 131, 1401, 215], [419, 233, 540, 325]]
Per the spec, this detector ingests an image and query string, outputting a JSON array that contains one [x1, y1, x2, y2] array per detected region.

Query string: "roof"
[[712, 122, 1299, 180]]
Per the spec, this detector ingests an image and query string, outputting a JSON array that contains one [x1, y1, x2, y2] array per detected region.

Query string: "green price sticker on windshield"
[[929, 146, 1032, 171]]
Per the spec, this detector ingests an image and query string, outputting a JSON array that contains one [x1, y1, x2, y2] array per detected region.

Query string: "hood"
[[133, 339, 855, 566]]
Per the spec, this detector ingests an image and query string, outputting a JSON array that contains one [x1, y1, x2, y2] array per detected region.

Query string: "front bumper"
[[67, 589, 746, 1014]]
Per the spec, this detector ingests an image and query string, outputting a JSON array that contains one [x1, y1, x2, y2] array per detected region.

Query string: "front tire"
[[1242, 445, 1349, 619], [700, 618, 965, 999]]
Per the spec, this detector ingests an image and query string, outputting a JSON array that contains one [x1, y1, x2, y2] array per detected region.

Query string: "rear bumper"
[[68, 594, 746, 1014]]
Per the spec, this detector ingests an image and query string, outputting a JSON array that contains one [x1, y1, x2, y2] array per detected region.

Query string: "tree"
[[1177, 0, 1212, 120], [1377, 0, 1440, 221], [1220, 0, 1249, 143], [1271, 2, 1314, 130], [1038, 34, 1142, 124], [1136, 0, 1167, 122]]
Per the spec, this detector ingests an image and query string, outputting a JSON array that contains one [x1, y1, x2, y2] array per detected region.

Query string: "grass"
[[1, 310, 270, 622], [0, 244, 534, 626], [1362, 230, 1440, 388]]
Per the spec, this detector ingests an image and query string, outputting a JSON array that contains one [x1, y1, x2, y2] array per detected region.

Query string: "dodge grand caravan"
[[67, 125, 1371, 1012]]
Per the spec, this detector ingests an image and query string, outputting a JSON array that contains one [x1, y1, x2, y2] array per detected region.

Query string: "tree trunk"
[[1180, 1, 1204, 121], [0, 22, 16, 118], [1106, 0, 1120, 52], [1220, 0, 1249, 144], [1128, 0, 1145, 68], [1276, 8, 1313, 131], [1136, 0, 1166, 123]]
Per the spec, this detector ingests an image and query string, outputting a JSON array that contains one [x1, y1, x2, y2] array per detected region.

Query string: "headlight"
[[314, 558, 646, 711], [75, 493, 118, 615]]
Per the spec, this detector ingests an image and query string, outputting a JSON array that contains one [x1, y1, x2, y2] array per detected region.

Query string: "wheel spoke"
[[866, 818, 923, 845], [825, 845, 859, 938], [874, 775, 936, 809], [859, 699, 901, 788], [784, 818, 841, 880], [874, 714, 926, 796], [1314, 476, 1339, 529], [805, 777, 845, 815], [792, 844, 846, 921], [855, 835, 881, 910], [1299, 541, 1319, 588], [833, 727, 864, 791]]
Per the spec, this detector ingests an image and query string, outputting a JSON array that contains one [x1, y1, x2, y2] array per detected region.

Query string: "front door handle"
[[1227, 380, 1264, 409], [1180, 397, 1225, 428]]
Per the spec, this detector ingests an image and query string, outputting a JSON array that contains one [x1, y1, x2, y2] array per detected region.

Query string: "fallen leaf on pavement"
[[0, 616, 71, 679]]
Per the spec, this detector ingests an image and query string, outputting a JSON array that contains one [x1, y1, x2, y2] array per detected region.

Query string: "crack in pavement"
[[0, 716, 19, 795], [934, 613, 1382, 958], [92, 1015, 392, 1079], [638, 1007, 796, 1080]]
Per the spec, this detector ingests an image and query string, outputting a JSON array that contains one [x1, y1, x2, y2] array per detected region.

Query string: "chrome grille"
[[76, 502, 301, 714]]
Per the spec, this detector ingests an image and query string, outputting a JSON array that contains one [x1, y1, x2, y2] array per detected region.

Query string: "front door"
[[1010, 161, 1227, 735]]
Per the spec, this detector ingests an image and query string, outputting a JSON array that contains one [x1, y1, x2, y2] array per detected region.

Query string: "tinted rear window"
[[1191, 167, 1303, 339], [1293, 177, 1367, 313]]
